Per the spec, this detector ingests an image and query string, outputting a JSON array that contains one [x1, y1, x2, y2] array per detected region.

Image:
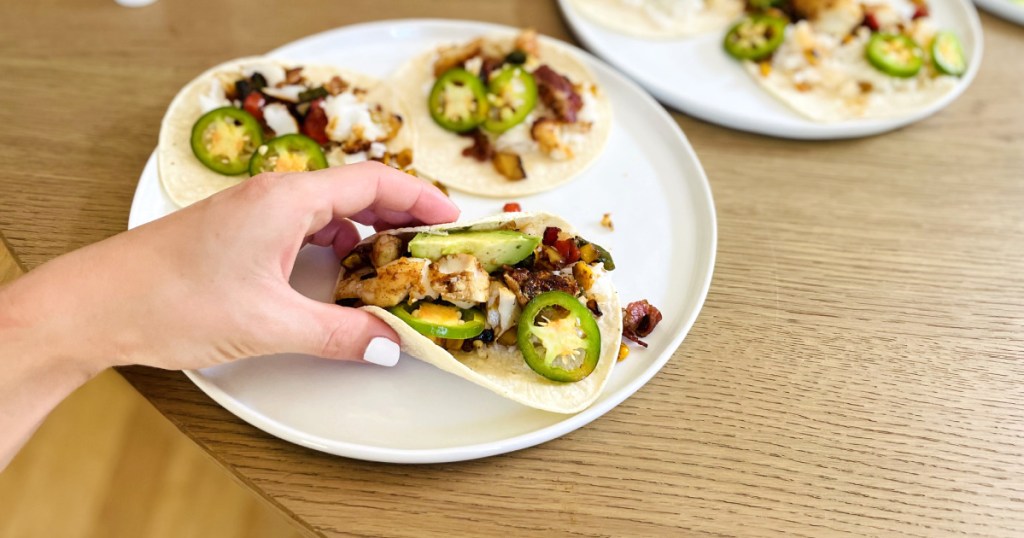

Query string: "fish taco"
[[723, 0, 968, 121], [333, 212, 626, 413], [158, 57, 414, 207], [392, 30, 612, 197]]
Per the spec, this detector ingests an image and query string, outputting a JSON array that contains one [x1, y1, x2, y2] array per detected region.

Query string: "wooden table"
[[3, 1, 1023, 536]]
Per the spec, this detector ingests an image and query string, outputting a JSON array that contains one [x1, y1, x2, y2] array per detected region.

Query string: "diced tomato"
[[912, 4, 928, 18], [243, 92, 266, 123], [554, 239, 580, 264], [543, 226, 560, 246], [503, 202, 522, 212], [302, 98, 330, 145]]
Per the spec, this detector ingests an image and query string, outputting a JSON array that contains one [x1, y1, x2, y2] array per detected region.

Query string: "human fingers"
[[290, 162, 459, 233]]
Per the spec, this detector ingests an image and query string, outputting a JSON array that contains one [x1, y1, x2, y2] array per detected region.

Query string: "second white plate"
[[559, 0, 984, 140]]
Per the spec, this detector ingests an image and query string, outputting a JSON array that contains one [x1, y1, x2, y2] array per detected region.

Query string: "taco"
[[158, 57, 414, 207], [333, 213, 622, 414], [569, 0, 743, 38], [724, 0, 967, 122], [391, 29, 612, 198]]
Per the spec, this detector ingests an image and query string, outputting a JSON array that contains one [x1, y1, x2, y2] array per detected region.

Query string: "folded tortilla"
[[391, 33, 613, 198], [336, 213, 622, 414], [158, 57, 412, 207], [569, 0, 743, 39]]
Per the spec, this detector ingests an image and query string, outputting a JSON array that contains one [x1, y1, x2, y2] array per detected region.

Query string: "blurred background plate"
[[974, 0, 1024, 25], [128, 19, 716, 463], [559, 0, 983, 139]]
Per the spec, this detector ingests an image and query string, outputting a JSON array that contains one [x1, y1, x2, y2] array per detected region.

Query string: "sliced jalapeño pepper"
[[931, 31, 966, 77], [483, 66, 538, 134], [866, 33, 923, 78], [248, 134, 328, 176], [190, 107, 263, 175], [516, 291, 602, 383], [428, 68, 489, 133], [723, 15, 787, 61], [389, 302, 486, 340]]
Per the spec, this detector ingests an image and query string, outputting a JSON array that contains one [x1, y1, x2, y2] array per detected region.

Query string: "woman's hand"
[[0, 162, 459, 467]]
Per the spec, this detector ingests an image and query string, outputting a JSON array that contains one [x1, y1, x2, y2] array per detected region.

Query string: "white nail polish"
[[363, 337, 400, 367]]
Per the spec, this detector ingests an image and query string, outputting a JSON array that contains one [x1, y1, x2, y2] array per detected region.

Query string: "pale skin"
[[0, 162, 460, 470]]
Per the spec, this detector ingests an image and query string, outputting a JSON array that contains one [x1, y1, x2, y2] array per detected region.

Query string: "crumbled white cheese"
[[368, 142, 387, 159], [344, 151, 368, 165], [322, 92, 385, 143], [577, 84, 600, 124], [261, 85, 305, 103], [198, 80, 230, 113], [263, 103, 298, 136], [242, 63, 286, 87]]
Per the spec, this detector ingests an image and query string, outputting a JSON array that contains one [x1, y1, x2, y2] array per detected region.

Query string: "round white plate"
[[128, 19, 716, 463], [558, 0, 984, 140], [974, 0, 1024, 25]]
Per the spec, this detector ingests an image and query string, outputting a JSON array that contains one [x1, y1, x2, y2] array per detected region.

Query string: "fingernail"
[[363, 337, 400, 367]]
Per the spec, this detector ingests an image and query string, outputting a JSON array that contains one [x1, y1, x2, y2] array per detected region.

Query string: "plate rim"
[[557, 0, 985, 140], [130, 18, 718, 464]]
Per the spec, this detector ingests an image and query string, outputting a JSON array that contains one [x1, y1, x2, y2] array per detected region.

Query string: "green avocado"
[[408, 230, 540, 272]]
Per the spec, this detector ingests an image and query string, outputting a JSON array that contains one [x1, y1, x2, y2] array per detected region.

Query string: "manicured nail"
[[363, 337, 400, 367]]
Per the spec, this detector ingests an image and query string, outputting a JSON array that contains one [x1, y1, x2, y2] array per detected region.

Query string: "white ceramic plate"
[[558, 0, 983, 140], [974, 0, 1024, 25], [128, 19, 716, 463]]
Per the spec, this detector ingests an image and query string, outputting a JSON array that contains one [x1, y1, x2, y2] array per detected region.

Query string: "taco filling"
[[726, 0, 966, 121], [334, 218, 624, 383], [190, 62, 411, 176], [392, 31, 612, 198]]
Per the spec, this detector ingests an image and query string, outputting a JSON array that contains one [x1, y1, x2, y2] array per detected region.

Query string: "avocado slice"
[[408, 230, 541, 272]]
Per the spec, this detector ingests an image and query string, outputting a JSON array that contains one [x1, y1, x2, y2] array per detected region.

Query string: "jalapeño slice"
[[483, 66, 538, 134], [428, 68, 489, 133], [866, 33, 924, 78], [516, 291, 601, 383], [389, 302, 486, 340], [723, 15, 787, 62], [190, 107, 263, 175], [248, 134, 328, 176], [931, 31, 966, 77]]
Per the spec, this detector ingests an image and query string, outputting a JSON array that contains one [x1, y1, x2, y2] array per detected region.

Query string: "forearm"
[[0, 268, 105, 470]]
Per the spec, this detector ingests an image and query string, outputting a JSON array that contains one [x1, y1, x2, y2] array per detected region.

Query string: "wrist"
[[0, 273, 110, 381]]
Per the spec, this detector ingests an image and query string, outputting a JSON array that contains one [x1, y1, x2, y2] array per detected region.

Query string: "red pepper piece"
[[243, 92, 266, 123], [554, 239, 580, 264], [542, 226, 560, 246], [503, 202, 522, 212]]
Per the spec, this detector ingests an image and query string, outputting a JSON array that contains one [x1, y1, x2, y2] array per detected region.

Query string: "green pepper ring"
[[931, 31, 966, 77], [428, 68, 490, 133], [389, 302, 486, 340], [516, 291, 602, 383], [866, 33, 924, 78], [248, 134, 329, 176], [190, 107, 264, 175], [482, 66, 538, 134], [723, 15, 788, 62]]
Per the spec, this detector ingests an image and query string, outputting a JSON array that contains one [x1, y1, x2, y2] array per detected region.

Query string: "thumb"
[[284, 297, 402, 366]]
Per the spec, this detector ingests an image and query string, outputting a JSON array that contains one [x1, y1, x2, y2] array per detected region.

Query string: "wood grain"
[[2, 1, 1024, 536]]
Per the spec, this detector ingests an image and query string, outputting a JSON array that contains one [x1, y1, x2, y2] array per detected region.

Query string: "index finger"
[[291, 161, 460, 232]]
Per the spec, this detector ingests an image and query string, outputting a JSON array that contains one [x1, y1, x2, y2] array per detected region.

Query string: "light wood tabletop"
[[3, 1, 1023, 536]]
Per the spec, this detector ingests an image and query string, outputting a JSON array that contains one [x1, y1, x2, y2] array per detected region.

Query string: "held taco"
[[333, 213, 622, 414], [569, 0, 743, 39], [724, 0, 967, 122], [158, 57, 414, 207], [392, 29, 613, 198]]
